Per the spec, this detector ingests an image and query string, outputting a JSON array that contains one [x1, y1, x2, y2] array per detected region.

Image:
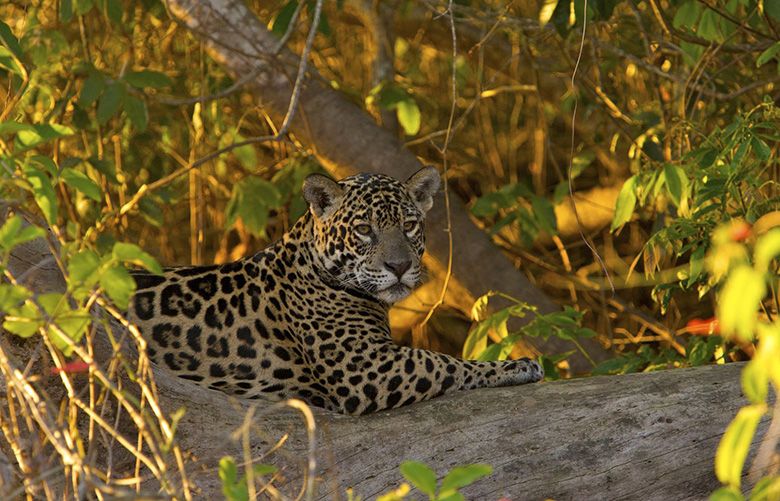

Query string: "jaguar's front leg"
[[319, 342, 543, 415]]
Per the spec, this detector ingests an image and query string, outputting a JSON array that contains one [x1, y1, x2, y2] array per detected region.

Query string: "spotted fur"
[[128, 168, 542, 415]]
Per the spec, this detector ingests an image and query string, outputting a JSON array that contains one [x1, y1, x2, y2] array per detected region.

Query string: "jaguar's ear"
[[404, 166, 441, 214], [303, 174, 344, 219]]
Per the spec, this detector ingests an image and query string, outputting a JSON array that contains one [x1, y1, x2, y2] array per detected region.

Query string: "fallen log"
[[1, 201, 775, 500], [153, 360, 773, 500]]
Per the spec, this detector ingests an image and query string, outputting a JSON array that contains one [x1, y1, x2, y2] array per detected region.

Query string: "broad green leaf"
[[124, 95, 148, 132], [74, 0, 93, 15], [97, 83, 124, 124], [751, 136, 771, 161], [756, 42, 780, 67], [399, 461, 437, 497], [611, 175, 637, 231], [673, 1, 700, 29], [112, 242, 163, 274], [754, 229, 780, 272], [11, 123, 74, 150], [0, 215, 44, 251], [663, 163, 688, 208], [67, 249, 101, 283], [123, 70, 172, 89], [717, 265, 766, 342], [271, 0, 299, 37], [3, 301, 41, 338], [61, 168, 101, 201], [0, 20, 24, 60], [60, 0, 74, 22], [218, 456, 238, 486], [440, 464, 493, 494], [30, 155, 58, 176], [102, 0, 122, 24], [396, 98, 421, 136], [0, 284, 30, 311], [741, 360, 768, 405], [24, 167, 58, 224], [766, 0, 780, 21], [697, 9, 721, 42], [531, 195, 557, 234], [99, 264, 136, 309], [225, 177, 282, 236], [715, 404, 766, 488], [79, 73, 106, 107]]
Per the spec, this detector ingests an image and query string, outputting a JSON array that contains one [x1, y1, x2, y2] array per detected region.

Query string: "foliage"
[[219, 456, 277, 501], [704, 226, 780, 499]]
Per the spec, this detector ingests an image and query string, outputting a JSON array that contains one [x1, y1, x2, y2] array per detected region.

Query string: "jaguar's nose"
[[384, 259, 412, 278]]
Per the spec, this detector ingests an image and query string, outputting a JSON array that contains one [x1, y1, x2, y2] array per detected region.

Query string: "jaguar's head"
[[302, 167, 440, 304]]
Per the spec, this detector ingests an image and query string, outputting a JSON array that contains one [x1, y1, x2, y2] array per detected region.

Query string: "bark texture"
[[164, 0, 612, 369], [154, 360, 773, 500]]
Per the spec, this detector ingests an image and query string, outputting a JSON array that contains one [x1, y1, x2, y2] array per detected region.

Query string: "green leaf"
[[123, 70, 172, 89], [0, 20, 24, 60], [67, 249, 101, 283], [271, 0, 299, 37], [4, 122, 74, 151], [24, 167, 58, 224], [611, 175, 637, 231], [400, 461, 437, 497], [756, 41, 780, 67], [686, 337, 716, 366], [61, 168, 101, 202], [766, 0, 780, 21], [99, 264, 136, 309], [74, 0, 93, 15], [440, 464, 492, 494], [697, 9, 722, 42], [60, 0, 74, 22], [0, 284, 30, 311], [3, 301, 41, 338], [751, 136, 771, 161], [396, 98, 421, 136], [717, 265, 766, 342], [531, 195, 557, 235], [0, 215, 44, 251], [102, 0, 123, 24], [112, 242, 163, 274], [663, 163, 688, 208], [741, 360, 768, 405], [124, 95, 148, 132], [709, 486, 744, 501], [225, 177, 282, 236], [715, 404, 766, 488], [79, 73, 106, 107], [96, 83, 124, 124], [673, 1, 701, 29]]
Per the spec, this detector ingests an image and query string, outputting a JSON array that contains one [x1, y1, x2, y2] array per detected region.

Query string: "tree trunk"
[[154, 360, 774, 500], [164, 0, 610, 369]]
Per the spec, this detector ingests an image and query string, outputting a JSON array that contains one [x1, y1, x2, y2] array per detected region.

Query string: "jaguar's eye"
[[403, 220, 418, 232], [354, 224, 373, 236]]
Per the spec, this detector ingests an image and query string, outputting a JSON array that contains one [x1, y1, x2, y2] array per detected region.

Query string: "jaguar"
[[128, 167, 543, 415]]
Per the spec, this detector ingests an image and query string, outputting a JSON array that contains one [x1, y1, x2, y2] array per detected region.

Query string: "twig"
[[567, 0, 615, 296]]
